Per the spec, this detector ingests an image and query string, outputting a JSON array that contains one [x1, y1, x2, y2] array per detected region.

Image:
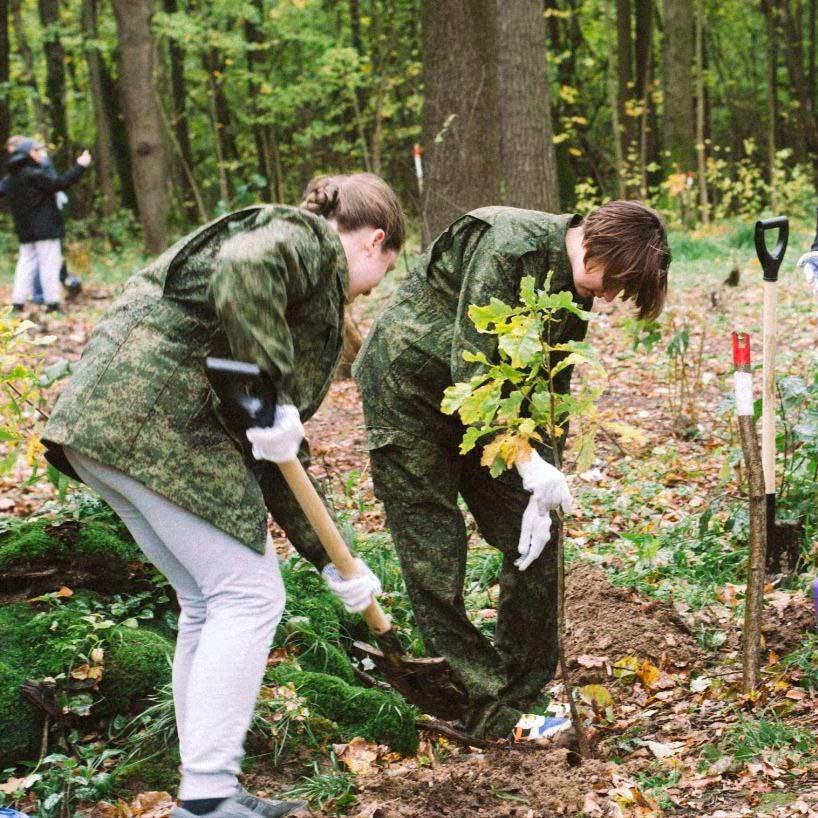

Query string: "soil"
[[323, 747, 616, 818], [565, 563, 702, 683], [762, 590, 816, 658]]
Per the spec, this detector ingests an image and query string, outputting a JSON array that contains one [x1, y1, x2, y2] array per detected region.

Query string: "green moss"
[[116, 753, 180, 795], [281, 566, 345, 637], [270, 666, 418, 755], [0, 661, 42, 767], [100, 627, 173, 716], [0, 519, 139, 569]]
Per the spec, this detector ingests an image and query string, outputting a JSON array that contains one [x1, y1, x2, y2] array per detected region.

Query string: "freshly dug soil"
[[762, 590, 816, 657], [565, 563, 701, 683], [329, 748, 614, 818]]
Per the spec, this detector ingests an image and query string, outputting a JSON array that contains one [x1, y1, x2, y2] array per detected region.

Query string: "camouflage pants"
[[370, 439, 559, 739]]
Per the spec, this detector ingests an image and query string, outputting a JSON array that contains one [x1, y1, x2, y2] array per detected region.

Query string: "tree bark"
[[111, 0, 170, 253], [422, 0, 500, 238], [0, 0, 9, 151], [607, 0, 626, 196], [763, 2, 779, 208], [162, 0, 198, 219], [495, 0, 560, 210], [694, 0, 709, 224], [81, 0, 116, 215], [634, 0, 657, 195], [662, 0, 696, 170], [10, 0, 48, 136], [203, 47, 239, 200], [38, 0, 69, 157], [617, 0, 634, 156]]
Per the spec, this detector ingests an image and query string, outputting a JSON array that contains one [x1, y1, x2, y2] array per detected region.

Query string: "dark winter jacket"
[[0, 150, 85, 242]]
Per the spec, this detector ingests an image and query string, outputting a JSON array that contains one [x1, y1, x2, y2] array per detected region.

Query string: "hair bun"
[[300, 179, 340, 217]]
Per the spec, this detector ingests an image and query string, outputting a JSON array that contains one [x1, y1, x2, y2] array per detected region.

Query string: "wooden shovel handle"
[[276, 459, 392, 635], [761, 281, 777, 495]]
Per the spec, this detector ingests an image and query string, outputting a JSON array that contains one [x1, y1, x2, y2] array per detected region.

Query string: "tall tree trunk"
[[203, 47, 238, 200], [763, 2, 779, 208], [495, 0, 559, 210], [111, 0, 170, 253], [162, 0, 198, 219], [617, 0, 634, 158], [662, 0, 696, 170], [695, 0, 709, 224], [607, 0, 626, 196], [810, 0, 816, 109], [98, 51, 137, 212], [38, 0, 69, 157], [10, 0, 47, 136], [81, 0, 116, 215], [634, 0, 656, 195], [422, 0, 500, 239], [0, 0, 9, 151]]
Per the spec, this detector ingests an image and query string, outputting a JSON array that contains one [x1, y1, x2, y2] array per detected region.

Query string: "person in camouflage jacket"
[[43, 174, 404, 818], [354, 201, 670, 742]]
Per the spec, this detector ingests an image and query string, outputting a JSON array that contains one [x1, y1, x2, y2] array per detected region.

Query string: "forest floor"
[[2, 221, 818, 817]]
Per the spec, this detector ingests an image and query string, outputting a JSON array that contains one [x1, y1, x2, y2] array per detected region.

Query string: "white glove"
[[797, 251, 818, 296], [515, 450, 572, 571], [322, 558, 383, 613], [246, 404, 304, 463]]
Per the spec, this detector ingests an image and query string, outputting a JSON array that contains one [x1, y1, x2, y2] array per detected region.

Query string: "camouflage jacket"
[[43, 205, 348, 552], [354, 207, 592, 452]]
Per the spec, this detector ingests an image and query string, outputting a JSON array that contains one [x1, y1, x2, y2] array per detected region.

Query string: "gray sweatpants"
[[64, 448, 285, 800]]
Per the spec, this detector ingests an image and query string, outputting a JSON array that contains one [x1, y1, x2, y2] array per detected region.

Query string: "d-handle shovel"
[[204, 357, 467, 721], [754, 218, 801, 573]]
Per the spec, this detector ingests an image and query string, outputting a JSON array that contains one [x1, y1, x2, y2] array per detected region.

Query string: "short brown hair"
[[582, 200, 670, 320], [300, 173, 405, 252]]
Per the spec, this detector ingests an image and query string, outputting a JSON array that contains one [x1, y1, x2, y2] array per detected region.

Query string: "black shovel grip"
[[754, 216, 789, 282], [205, 357, 277, 430]]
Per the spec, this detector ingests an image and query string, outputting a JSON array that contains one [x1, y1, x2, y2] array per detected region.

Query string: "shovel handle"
[[754, 217, 789, 282], [276, 458, 392, 636]]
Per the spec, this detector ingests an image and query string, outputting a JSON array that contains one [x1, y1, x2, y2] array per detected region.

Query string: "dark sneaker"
[[171, 796, 308, 818]]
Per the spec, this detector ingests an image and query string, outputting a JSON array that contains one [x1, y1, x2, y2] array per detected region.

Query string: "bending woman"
[[43, 174, 404, 818]]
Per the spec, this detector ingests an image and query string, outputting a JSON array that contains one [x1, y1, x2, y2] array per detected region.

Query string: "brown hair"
[[582, 200, 670, 320], [299, 173, 405, 252]]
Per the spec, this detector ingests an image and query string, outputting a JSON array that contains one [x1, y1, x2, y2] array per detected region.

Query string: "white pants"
[[64, 448, 286, 800], [11, 239, 62, 305]]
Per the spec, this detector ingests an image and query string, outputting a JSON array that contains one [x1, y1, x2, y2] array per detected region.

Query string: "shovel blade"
[[354, 639, 468, 721]]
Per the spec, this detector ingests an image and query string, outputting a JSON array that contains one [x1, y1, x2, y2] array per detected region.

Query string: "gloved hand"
[[322, 558, 383, 613], [797, 251, 818, 296], [515, 450, 572, 571], [246, 404, 304, 463]]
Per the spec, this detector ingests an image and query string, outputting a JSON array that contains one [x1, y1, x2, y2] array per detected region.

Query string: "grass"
[[282, 757, 357, 813], [722, 712, 816, 765]]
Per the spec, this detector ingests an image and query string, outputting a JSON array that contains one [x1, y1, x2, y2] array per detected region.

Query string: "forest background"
[[1, 0, 817, 256]]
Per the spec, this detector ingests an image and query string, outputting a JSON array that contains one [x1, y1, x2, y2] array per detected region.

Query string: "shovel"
[[204, 357, 467, 721], [754, 218, 801, 573]]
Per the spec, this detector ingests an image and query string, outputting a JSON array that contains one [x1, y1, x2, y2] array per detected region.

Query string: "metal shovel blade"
[[354, 631, 468, 721]]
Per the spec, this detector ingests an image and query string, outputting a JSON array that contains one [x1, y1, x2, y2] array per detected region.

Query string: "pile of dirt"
[[762, 590, 816, 657], [565, 563, 702, 683], [332, 748, 614, 818]]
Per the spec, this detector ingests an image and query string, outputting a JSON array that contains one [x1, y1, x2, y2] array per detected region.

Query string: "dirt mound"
[[565, 563, 701, 683], [336, 748, 613, 818], [762, 590, 816, 657]]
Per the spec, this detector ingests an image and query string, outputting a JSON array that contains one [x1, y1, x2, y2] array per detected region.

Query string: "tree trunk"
[[763, 2, 779, 208], [162, 0, 198, 219], [98, 51, 137, 213], [10, 0, 47, 136], [662, 0, 696, 170], [634, 0, 656, 196], [111, 0, 170, 253], [694, 0, 709, 224], [495, 0, 560, 210], [203, 47, 239, 200], [0, 0, 9, 151], [38, 0, 69, 157], [422, 0, 501, 238], [607, 0, 626, 196], [617, 0, 634, 157], [81, 0, 116, 216]]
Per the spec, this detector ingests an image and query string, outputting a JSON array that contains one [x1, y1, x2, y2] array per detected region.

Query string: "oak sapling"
[[442, 273, 619, 754]]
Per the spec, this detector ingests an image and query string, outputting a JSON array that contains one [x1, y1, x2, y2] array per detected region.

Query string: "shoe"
[[512, 714, 573, 744], [235, 790, 309, 817], [171, 796, 308, 818], [44, 302, 62, 314]]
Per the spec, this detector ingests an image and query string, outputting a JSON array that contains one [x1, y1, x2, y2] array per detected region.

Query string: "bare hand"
[[76, 150, 92, 168]]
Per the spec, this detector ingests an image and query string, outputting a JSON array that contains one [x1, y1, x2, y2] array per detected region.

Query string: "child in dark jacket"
[[2, 138, 90, 312]]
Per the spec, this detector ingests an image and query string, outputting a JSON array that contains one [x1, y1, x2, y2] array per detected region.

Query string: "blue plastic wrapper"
[[0, 808, 31, 818]]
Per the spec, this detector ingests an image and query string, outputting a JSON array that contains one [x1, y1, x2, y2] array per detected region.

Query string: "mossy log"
[[0, 518, 140, 601]]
